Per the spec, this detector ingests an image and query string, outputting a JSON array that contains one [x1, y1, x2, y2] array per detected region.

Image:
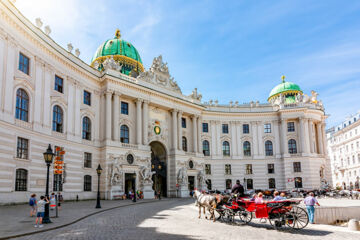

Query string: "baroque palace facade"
[[0, 0, 329, 203]]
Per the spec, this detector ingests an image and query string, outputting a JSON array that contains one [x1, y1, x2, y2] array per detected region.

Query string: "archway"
[[150, 141, 167, 197]]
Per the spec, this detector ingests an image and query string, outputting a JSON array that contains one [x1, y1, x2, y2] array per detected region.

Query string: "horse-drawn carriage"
[[216, 196, 309, 229]]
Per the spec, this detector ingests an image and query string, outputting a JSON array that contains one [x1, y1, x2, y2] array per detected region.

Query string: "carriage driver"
[[231, 180, 245, 196]]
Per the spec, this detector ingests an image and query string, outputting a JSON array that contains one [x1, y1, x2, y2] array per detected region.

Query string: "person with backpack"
[[35, 196, 49, 228], [29, 194, 37, 217]]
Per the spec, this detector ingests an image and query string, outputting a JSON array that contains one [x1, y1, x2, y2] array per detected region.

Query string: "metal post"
[[133, 176, 136, 202], [96, 173, 101, 208], [43, 163, 52, 223]]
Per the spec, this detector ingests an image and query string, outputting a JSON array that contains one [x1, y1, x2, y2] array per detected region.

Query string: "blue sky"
[[15, 0, 360, 127]]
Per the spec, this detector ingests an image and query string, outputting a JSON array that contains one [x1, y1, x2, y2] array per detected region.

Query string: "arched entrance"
[[150, 141, 167, 197]]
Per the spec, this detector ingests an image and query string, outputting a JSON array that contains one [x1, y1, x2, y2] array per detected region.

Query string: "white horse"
[[193, 190, 217, 222]]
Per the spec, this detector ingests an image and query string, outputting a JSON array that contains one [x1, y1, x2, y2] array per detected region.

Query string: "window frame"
[[15, 168, 28, 191], [243, 141, 251, 156], [202, 122, 209, 133], [15, 88, 29, 122], [288, 139, 297, 154], [203, 140, 210, 156], [84, 152, 92, 168], [265, 140, 273, 156], [222, 141, 230, 156], [222, 124, 229, 134], [225, 164, 232, 175], [293, 162, 302, 172], [225, 179, 232, 189], [287, 122, 295, 132], [84, 175, 92, 192], [243, 124, 250, 134], [52, 105, 64, 133], [181, 118, 186, 128], [82, 117, 91, 140], [120, 125, 129, 143], [268, 178, 276, 189], [246, 164, 253, 175], [205, 164, 211, 175], [267, 163, 275, 174], [18, 52, 30, 75], [294, 177, 303, 188], [246, 179, 253, 189], [54, 75, 64, 93], [121, 102, 129, 115], [83, 90, 91, 106], [264, 123, 271, 133], [182, 136, 187, 151], [16, 137, 29, 159]]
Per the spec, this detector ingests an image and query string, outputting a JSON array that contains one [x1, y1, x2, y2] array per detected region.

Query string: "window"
[[84, 175, 92, 191], [288, 139, 297, 154], [83, 90, 91, 106], [293, 162, 301, 172], [121, 102, 129, 115], [202, 123, 208, 132], [120, 125, 129, 143], [182, 118, 186, 128], [52, 105, 63, 133], [54, 75, 63, 93], [19, 53, 30, 75], [82, 117, 91, 140], [264, 123, 271, 133], [246, 164, 253, 174], [268, 163, 275, 174], [53, 174, 63, 191], [246, 179, 253, 189], [127, 154, 134, 164], [206, 179, 212, 190], [205, 164, 211, 175], [226, 179, 232, 189], [265, 140, 273, 156], [225, 164, 231, 175], [223, 141, 230, 156], [243, 141, 251, 156], [203, 140, 210, 156], [182, 136, 187, 151], [16, 137, 28, 159], [15, 89, 29, 122], [222, 124, 229, 134], [15, 169, 27, 191], [287, 122, 295, 132], [243, 124, 249, 134], [268, 178, 276, 189], [295, 177, 303, 188], [84, 152, 92, 168]]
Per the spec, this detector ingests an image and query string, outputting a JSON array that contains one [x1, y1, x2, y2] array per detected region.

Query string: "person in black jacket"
[[231, 180, 245, 196]]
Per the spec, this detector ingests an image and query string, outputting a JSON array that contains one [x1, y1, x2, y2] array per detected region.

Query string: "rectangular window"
[[246, 164, 253, 174], [268, 178, 276, 189], [202, 123, 209, 132], [84, 152, 92, 168], [246, 179, 253, 189], [83, 90, 91, 106], [243, 124, 249, 134], [264, 123, 271, 133], [206, 179, 212, 190], [293, 162, 301, 172], [121, 102, 129, 115], [267, 163, 275, 174], [16, 137, 28, 159], [222, 124, 229, 134], [287, 122, 295, 132], [15, 169, 27, 191], [205, 164, 211, 175], [84, 175, 92, 191], [225, 179, 232, 189], [225, 164, 231, 175], [54, 75, 63, 93], [53, 174, 63, 192], [182, 118, 186, 128], [19, 53, 30, 75]]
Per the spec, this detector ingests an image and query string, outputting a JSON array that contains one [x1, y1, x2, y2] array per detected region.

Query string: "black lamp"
[[42, 144, 54, 224], [96, 164, 102, 208]]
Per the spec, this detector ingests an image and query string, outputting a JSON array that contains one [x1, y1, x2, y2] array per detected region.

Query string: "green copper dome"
[[91, 30, 144, 75], [268, 76, 302, 102]]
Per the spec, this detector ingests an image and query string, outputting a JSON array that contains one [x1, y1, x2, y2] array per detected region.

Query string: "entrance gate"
[[150, 141, 167, 197]]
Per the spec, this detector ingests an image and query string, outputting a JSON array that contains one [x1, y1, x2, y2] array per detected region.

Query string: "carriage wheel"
[[221, 209, 234, 222], [268, 211, 283, 230], [237, 210, 252, 224], [285, 206, 309, 230]]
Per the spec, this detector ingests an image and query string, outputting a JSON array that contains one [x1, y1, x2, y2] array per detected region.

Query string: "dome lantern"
[[268, 75, 303, 104]]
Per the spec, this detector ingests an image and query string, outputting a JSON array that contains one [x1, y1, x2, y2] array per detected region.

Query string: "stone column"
[[136, 99, 143, 145], [252, 122, 259, 156], [309, 120, 314, 153], [303, 118, 310, 154], [257, 122, 263, 157], [317, 122, 324, 154], [236, 122, 243, 158], [231, 121, 238, 156], [216, 121, 221, 155], [171, 109, 178, 150], [143, 100, 149, 145], [105, 91, 112, 140], [178, 111, 183, 150], [274, 120, 281, 156], [299, 117, 305, 154], [210, 120, 216, 156], [197, 116, 202, 154], [321, 123, 327, 155], [192, 115, 198, 153], [280, 118, 287, 155], [113, 92, 120, 141]]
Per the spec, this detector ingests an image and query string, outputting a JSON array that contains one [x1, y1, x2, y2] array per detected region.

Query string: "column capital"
[[143, 100, 150, 104], [113, 91, 122, 97], [135, 98, 143, 103], [104, 90, 113, 96], [178, 110, 183, 115], [170, 109, 178, 113]]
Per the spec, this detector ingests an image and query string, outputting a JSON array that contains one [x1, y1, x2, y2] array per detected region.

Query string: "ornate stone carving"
[[44, 25, 51, 35], [35, 18, 43, 28], [177, 166, 187, 185], [137, 55, 181, 93], [110, 156, 124, 186], [198, 170, 206, 188], [75, 48, 80, 57], [189, 88, 202, 101], [67, 43, 73, 53], [139, 162, 156, 185]]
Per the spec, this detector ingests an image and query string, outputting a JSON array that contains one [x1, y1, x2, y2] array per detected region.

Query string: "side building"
[[0, 0, 329, 204]]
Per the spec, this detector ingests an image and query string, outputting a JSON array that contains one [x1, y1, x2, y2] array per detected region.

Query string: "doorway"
[[125, 173, 136, 198], [150, 141, 167, 197], [188, 176, 195, 191]]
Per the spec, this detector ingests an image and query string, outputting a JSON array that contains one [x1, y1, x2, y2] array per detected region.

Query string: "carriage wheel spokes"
[[268, 210, 283, 230], [285, 206, 309, 229], [221, 209, 234, 222], [237, 209, 252, 224]]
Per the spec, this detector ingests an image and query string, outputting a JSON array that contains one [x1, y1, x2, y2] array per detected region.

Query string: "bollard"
[[348, 219, 360, 231], [76, 195, 79, 202]]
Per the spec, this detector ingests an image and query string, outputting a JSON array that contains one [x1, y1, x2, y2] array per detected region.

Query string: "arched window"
[[203, 140, 210, 156], [120, 125, 129, 143], [223, 141, 230, 156], [288, 139, 297, 154], [82, 117, 91, 140], [265, 140, 273, 156], [52, 105, 63, 133], [15, 88, 29, 122], [182, 136, 187, 152], [84, 175, 92, 191], [268, 178, 276, 189], [15, 169, 27, 191], [295, 177, 303, 188], [243, 141, 251, 156]]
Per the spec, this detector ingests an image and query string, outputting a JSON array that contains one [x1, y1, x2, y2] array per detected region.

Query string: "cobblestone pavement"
[[13, 199, 360, 240]]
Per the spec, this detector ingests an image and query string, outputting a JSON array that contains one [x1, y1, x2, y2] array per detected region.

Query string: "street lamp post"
[[42, 144, 55, 224], [96, 164, 102, 209], [243, 177, 246, 191], [133, 174, 136, 203]]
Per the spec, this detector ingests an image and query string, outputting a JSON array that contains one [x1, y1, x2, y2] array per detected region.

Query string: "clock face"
[[154, 126, 161, 135]]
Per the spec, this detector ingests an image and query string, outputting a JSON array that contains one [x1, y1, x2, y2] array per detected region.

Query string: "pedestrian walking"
[[57, 192, 63, 211], [29, 194, 37, 217], [304, 192, 320, 224], [34, 196, 49, 228], [50, 193, 56, 210]]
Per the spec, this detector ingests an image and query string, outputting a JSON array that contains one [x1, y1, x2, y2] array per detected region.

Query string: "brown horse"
[[193, 190, 217, 221]]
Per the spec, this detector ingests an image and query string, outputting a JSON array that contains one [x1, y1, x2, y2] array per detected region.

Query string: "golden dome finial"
[[281, 75, 286, 83], [115, 29, 121, 39]]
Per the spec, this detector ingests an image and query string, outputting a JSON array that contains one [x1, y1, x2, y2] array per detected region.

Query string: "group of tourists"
[[28, 192, 63, 228]]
